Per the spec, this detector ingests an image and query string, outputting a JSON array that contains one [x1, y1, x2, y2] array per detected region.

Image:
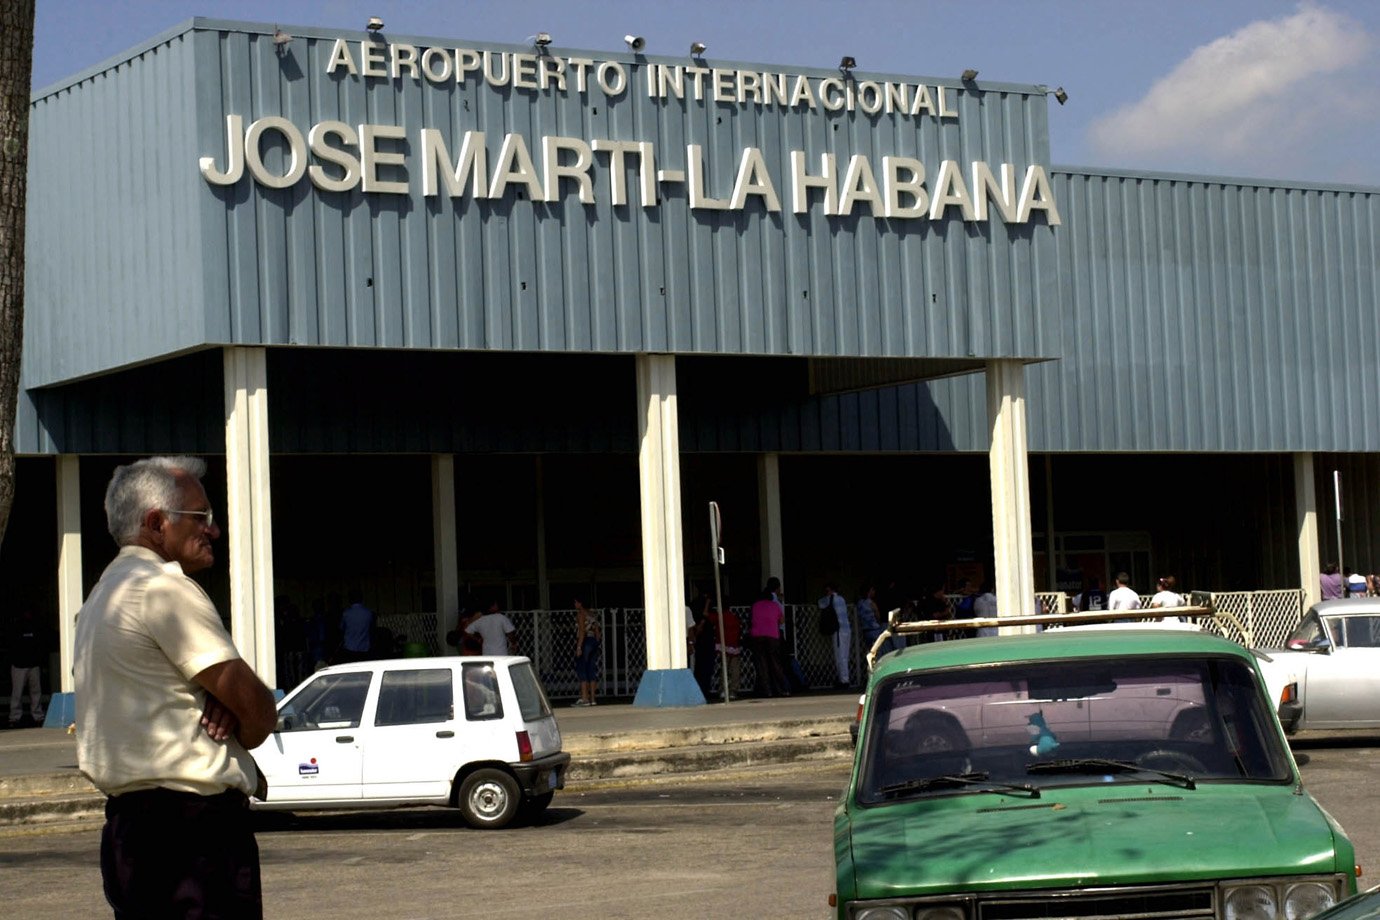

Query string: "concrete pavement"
[[0, 691, 857, 828]]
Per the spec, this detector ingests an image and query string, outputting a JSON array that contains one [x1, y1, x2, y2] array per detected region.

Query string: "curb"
[[0, 722, 856, 828]]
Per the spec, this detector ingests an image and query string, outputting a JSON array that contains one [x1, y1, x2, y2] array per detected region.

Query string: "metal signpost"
[[709, 501, 731, 703]]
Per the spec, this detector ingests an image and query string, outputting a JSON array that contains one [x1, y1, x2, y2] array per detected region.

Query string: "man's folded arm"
[[194, 659, 277, 749]]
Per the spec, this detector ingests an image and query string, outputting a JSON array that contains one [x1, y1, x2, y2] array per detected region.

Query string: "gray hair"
[[104, 456, 208, 545]]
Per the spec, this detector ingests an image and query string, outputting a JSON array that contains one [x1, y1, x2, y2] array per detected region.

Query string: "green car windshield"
[[858, 655, 1292, 804]]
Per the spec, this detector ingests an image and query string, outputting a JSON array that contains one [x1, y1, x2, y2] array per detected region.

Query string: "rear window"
[[461, 663, 503, 721], [508, 661, 553, 722]]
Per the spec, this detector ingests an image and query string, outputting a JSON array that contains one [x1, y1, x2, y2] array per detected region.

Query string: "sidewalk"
[[0, 691, 858, 827]]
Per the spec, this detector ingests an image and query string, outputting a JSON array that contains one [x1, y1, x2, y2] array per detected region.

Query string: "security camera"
[[624, 34, 645, 51]]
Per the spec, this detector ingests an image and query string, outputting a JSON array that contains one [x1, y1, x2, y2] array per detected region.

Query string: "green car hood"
[[845, 784, 1340, 899]]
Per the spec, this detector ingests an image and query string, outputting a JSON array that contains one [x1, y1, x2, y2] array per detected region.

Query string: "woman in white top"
[[1149, 575, 1184, 621]]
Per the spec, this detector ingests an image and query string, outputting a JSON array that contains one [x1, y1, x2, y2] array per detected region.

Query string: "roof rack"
[[865, 590, 1231, 671]]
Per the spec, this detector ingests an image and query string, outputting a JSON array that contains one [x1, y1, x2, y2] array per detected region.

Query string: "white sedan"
[[1254, 598, 1380, 733]]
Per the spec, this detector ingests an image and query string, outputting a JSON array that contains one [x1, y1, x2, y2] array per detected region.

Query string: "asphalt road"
[[2, 737, 1377, 920]]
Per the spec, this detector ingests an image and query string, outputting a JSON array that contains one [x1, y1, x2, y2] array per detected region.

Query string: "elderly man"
[[75, 456, 277, 919]]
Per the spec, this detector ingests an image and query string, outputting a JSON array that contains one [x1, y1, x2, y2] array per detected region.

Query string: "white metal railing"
[[338, 590, 1307, 701]]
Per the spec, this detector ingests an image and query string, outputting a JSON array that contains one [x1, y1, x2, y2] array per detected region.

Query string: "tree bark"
[[0, 0, 35, 546]]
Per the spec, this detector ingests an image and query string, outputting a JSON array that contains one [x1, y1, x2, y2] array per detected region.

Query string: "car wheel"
[[519, 791, 554, 822], [458, 769, 520, 830]]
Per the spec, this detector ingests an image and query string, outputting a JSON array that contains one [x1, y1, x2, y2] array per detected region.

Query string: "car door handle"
[[335, 736, 354, 743], [436, 730, 455, 738]]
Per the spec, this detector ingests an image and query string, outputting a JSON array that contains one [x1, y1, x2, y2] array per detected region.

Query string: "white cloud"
[[1087, 4, 1373, 174]]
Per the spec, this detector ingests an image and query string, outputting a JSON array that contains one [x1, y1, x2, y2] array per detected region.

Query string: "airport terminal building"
[[7, 19, 1379, 703]]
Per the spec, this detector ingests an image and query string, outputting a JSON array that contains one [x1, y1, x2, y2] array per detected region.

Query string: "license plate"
[[547, 770, 559, 790]]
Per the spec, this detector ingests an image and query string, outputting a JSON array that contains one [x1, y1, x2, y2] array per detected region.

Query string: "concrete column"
[[1296, 452, 1321, 609], [987, 359, 1036, 633], [432, 454, 460, 650], [1044, 455, 1057, 593], [757, 453, 784, 590], [535, 457, 549, 610], [224, 347, 277, 688], [55, 455, 83, 694], [633, 354, 701, 706]]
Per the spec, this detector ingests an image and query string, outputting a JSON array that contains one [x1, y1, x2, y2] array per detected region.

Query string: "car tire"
[[458, 768, 521, 830], [519, 790, 554, 822]]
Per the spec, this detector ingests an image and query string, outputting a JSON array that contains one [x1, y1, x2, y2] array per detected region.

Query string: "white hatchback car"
[[250, 656, 569, 829]]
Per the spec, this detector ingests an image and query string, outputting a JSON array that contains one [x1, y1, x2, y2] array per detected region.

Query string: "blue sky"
[[30, 0, 1380, 187]]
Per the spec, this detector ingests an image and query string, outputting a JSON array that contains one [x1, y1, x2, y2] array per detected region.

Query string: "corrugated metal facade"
[[24, 27, 209, 389], [22, 18, 1061, 397], [1027, 169, 1380, 453], [18, 22, 1380, 461]]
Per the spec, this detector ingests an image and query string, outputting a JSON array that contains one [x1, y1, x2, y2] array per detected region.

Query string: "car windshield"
[[857, 655, 1292, 804]]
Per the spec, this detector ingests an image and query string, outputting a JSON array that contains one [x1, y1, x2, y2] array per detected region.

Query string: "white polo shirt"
[[75, 545, 258, 797]]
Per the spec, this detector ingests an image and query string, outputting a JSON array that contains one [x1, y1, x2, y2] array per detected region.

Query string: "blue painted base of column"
[[43, 692, 76, 729], [633, 669, 706, 707]]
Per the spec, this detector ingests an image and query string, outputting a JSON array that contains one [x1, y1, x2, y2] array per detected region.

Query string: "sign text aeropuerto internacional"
[[198, 39, 1061, 226]]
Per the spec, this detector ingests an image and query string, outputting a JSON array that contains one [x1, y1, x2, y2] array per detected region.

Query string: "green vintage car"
[[835, 623, 1358, 920]]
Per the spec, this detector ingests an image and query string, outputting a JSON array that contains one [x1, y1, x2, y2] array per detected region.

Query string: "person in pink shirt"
[[749, 578, 790, 698]]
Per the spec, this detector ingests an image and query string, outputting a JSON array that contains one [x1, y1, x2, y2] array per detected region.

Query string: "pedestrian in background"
[[337, 587, 373, 663], [1150, 576, 1184, 608], [75, 456, 277, 919], [1320, 563, 1344, 600], [1149, 575, 1185, 623], [973, 582, 999, 637], [1345, 568, 1368, 597], [1075, 576, 1108, 612], [6, 608, 49, 728], [572, 597, 601, 706], [690, 593, 717, 699], [749, 582, 789, 698], [706, 601, 741, 701], [818, 583, 851, 688], [855, 584, 884, 658], [466, 600, 518, 656], [1108, 572, 1142, 611]]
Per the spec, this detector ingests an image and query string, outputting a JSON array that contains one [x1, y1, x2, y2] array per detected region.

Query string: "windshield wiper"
[[880, 771, 1041, 798], [1025, 758, 1196, 789]]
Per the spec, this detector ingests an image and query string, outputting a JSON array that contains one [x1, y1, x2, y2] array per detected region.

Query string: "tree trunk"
[[0, 0, 35, 547]]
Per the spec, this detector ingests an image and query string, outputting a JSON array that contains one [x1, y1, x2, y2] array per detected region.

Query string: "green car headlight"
[[1222, 879, 1344, 920], [855, 907, 909, 920], [914, 907, 966, 920], [1283, 882, 1337, 920], [1225, 885, 1280, 920]]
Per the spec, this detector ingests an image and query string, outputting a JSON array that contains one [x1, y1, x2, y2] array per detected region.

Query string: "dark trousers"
[[750, 636, 789, 697], [101, 787, 262, 920]]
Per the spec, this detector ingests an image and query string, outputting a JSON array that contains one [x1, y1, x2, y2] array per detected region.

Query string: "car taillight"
[[516, 730, 533, 762], [1280, 683, 1298, 705]]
